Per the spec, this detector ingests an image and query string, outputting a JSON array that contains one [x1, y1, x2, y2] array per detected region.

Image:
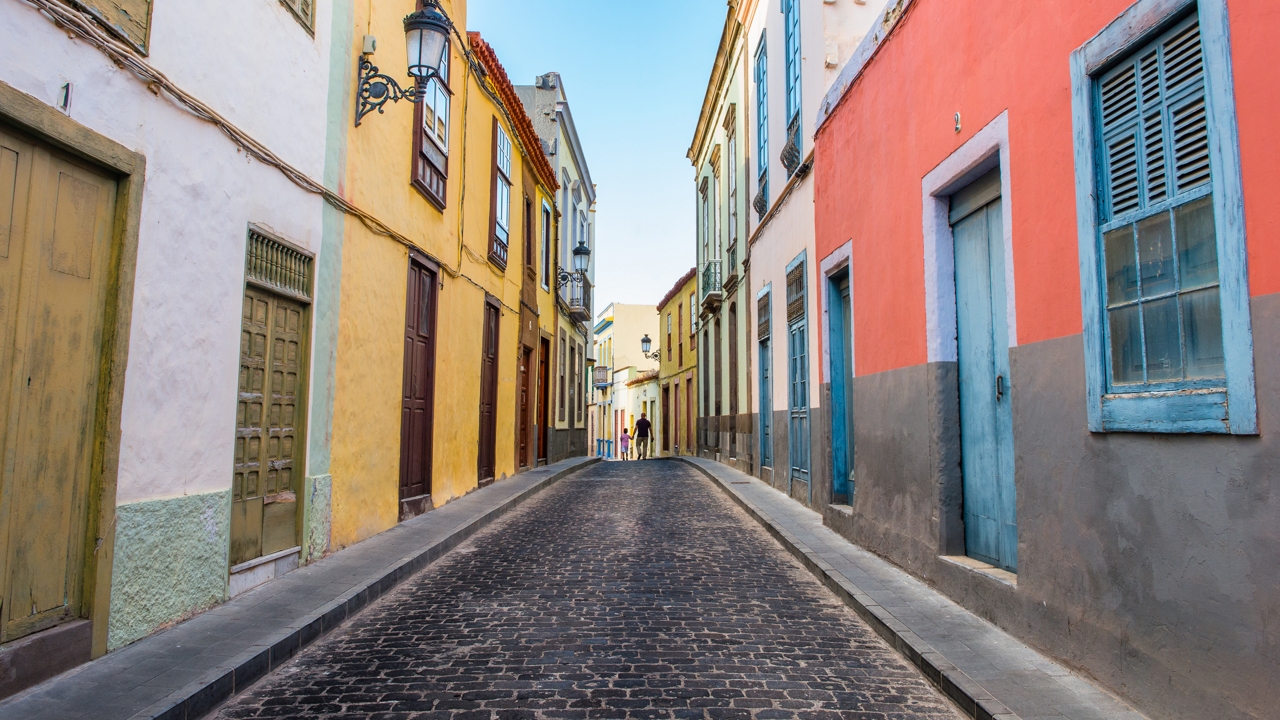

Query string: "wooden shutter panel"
[[786, 263, 805, 324], [1099, 16, 1208, 220], [280, 0, 315, 31], [758, 293, 771, 340], [77, 0, 154, 53]]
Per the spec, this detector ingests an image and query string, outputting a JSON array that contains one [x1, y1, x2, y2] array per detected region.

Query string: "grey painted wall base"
[[108, 490, 231, 651], [548, 428, 588, 464], [824, 293, 1280, 720]]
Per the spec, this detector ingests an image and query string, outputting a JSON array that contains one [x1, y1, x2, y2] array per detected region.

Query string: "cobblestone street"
[[216, 460, 961, 719]]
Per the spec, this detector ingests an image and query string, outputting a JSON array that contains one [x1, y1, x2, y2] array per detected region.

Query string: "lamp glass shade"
[[405, 10, 449, 79], [572, 239, 590, 273], [641, 335, 652, 354]]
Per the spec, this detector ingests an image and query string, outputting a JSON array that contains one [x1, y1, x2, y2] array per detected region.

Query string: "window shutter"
[[280, 0, 315, 32], [786, 263, 806, 324], [1099, 16, 1207, 220], [77, 0, 154, 53], [758, 293, 771, 340]]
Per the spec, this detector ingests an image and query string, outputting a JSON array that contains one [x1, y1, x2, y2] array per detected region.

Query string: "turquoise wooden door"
[[787, 319, 810, 502], [952, 178, 1017, 572], [828, 273, 853, 505]]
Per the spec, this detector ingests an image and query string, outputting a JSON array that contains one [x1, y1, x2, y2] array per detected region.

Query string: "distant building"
[[657, 269, 699, 457], [591, 303, 658, 459]]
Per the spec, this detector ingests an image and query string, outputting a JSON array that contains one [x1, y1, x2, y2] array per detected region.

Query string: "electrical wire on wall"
[[22, 0, 533, 314]]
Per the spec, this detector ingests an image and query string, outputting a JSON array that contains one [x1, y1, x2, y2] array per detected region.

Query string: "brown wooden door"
[[662, 386, 671, 454], [232, 287, 307, 565], [398, 259, 437, 517], [537, 338, 550, 464], [0, 129, 117, 642], [519, 347, 532, 468], [477, 299, 499, 483]]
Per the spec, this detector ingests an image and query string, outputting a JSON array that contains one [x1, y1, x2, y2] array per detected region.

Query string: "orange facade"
[[813, 0, 1280, 377]]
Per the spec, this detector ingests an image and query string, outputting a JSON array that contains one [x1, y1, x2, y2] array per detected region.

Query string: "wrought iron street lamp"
[[640, 334, 661, 362], [356, 2, 452, 126], [557, 239, 592, 288]]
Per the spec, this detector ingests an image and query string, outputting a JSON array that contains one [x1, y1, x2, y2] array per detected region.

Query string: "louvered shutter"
[[786, 262, 806, 324], [281, 0, 315, 32], [1098, 16, 1208, 220]]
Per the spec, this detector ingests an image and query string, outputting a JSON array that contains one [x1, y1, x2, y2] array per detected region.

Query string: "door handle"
[[996, 375, 1005, 401]]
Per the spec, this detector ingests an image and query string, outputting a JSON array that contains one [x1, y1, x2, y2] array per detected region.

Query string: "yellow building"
[[657, 269, 698, 457], [327, 0, 559, 551]]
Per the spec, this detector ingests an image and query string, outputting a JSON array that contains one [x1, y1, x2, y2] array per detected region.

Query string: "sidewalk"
[[681, 457, 1145, 720], [0, 457, 599, 720]]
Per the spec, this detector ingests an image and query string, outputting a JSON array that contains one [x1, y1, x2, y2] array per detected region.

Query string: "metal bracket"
[[355, 57, 428, 127]]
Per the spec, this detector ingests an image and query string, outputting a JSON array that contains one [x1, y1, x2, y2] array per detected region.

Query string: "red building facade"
[[811, 1, 1279, 717]]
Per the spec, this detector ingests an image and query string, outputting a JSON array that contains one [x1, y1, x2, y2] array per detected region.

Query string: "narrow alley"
[[215, 461, 960, 720]]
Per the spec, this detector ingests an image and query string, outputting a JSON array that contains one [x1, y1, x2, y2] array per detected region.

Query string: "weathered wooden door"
[[828, 273, 854, 505], [519, 347, 532, 468], [477, 300, 499, 484], [232, 280, 308, 566], [758, 341, 772, 468], [0, 129, 117, 642], [398, 259, 437, 518], [786, 259, 810, 502], [662, 386, 671, 454], [951, 171, 1017, 572], [537, 338, 550, 464]]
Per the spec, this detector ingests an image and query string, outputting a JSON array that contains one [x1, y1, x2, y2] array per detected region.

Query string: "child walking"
[[619, 428, 631, 461]]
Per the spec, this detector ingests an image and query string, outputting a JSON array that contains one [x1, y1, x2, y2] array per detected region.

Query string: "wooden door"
[[477, 300, 499, 483], [672, 384, 680, 454], [787, 321, 810, 500], [537, 338, 550, 464], [232, 288, 307, 565], [519, 347, 532, 468], [0, 129, 117, 642], [759, 343, 772, 470], [662, 386, 671, 453], [828, 274, 854, 505], [398, 259, 437, 517], [953, 187, 1017, 572]]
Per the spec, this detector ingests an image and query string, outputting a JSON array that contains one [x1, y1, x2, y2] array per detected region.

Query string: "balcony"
[[701, 260, 723, 312], [560, 270, 592, 323], [593, 365, 611, 389]]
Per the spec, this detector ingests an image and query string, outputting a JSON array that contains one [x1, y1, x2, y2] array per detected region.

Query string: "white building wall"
[[1, 0, 334, 649]]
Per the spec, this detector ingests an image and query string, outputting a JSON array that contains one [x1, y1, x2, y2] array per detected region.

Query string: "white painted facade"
[[2, 0, 336, 648], [744, 0, 888, 431]]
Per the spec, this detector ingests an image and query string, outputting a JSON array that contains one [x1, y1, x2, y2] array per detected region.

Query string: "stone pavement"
[[216, 459, 962, 720], [0, 457, 599, 720], [681, 457, 1145, 720]]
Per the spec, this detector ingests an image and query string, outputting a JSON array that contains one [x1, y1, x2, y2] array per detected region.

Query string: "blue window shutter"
[[1072, 0, 1256, 434]]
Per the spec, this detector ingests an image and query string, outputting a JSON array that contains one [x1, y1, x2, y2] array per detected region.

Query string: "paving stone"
[[217, 461, 961, 720], [682, 458, 1145, 720]]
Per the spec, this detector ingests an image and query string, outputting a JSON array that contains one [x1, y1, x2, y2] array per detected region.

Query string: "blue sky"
[[467, 0, 727, 311]]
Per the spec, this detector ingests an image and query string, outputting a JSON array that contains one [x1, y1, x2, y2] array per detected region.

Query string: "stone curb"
[[137, 458, 601, 720], [679, 458, 1017, 720]]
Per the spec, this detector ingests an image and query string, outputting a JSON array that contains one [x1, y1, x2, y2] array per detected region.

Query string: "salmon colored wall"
[[814, 0, 1280, 377]]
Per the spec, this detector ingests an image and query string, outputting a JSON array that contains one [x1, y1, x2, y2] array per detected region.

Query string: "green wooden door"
[[231, 286, 307, 566], [0, 127, 117, 642]]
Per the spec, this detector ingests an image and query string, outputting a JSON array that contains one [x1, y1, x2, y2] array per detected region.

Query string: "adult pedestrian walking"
[[634, 413, 652, 460], [619, 427, 631, 461]]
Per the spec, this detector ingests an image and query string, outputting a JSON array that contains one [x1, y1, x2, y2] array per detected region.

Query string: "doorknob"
[[996, 375, 1005, 401]]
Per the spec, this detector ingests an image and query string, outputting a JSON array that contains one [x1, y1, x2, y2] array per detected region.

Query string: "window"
[[689, 294, 697, 350], [577, 342, 585, 421], [782, 0, 803, 174], [678, 304, 684, 367], [545, 198, 555, 288], [667, 313, 673, 363], [1072, 2, 1255, 433], [700, 179, 710, 263], [489, 119, 512, 268], [726, 108, 739, 252], [412, 31, 449, 208], [754, 37, 770, 217], [80, 0, 155, 53], [524, 195, 534, 268]]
